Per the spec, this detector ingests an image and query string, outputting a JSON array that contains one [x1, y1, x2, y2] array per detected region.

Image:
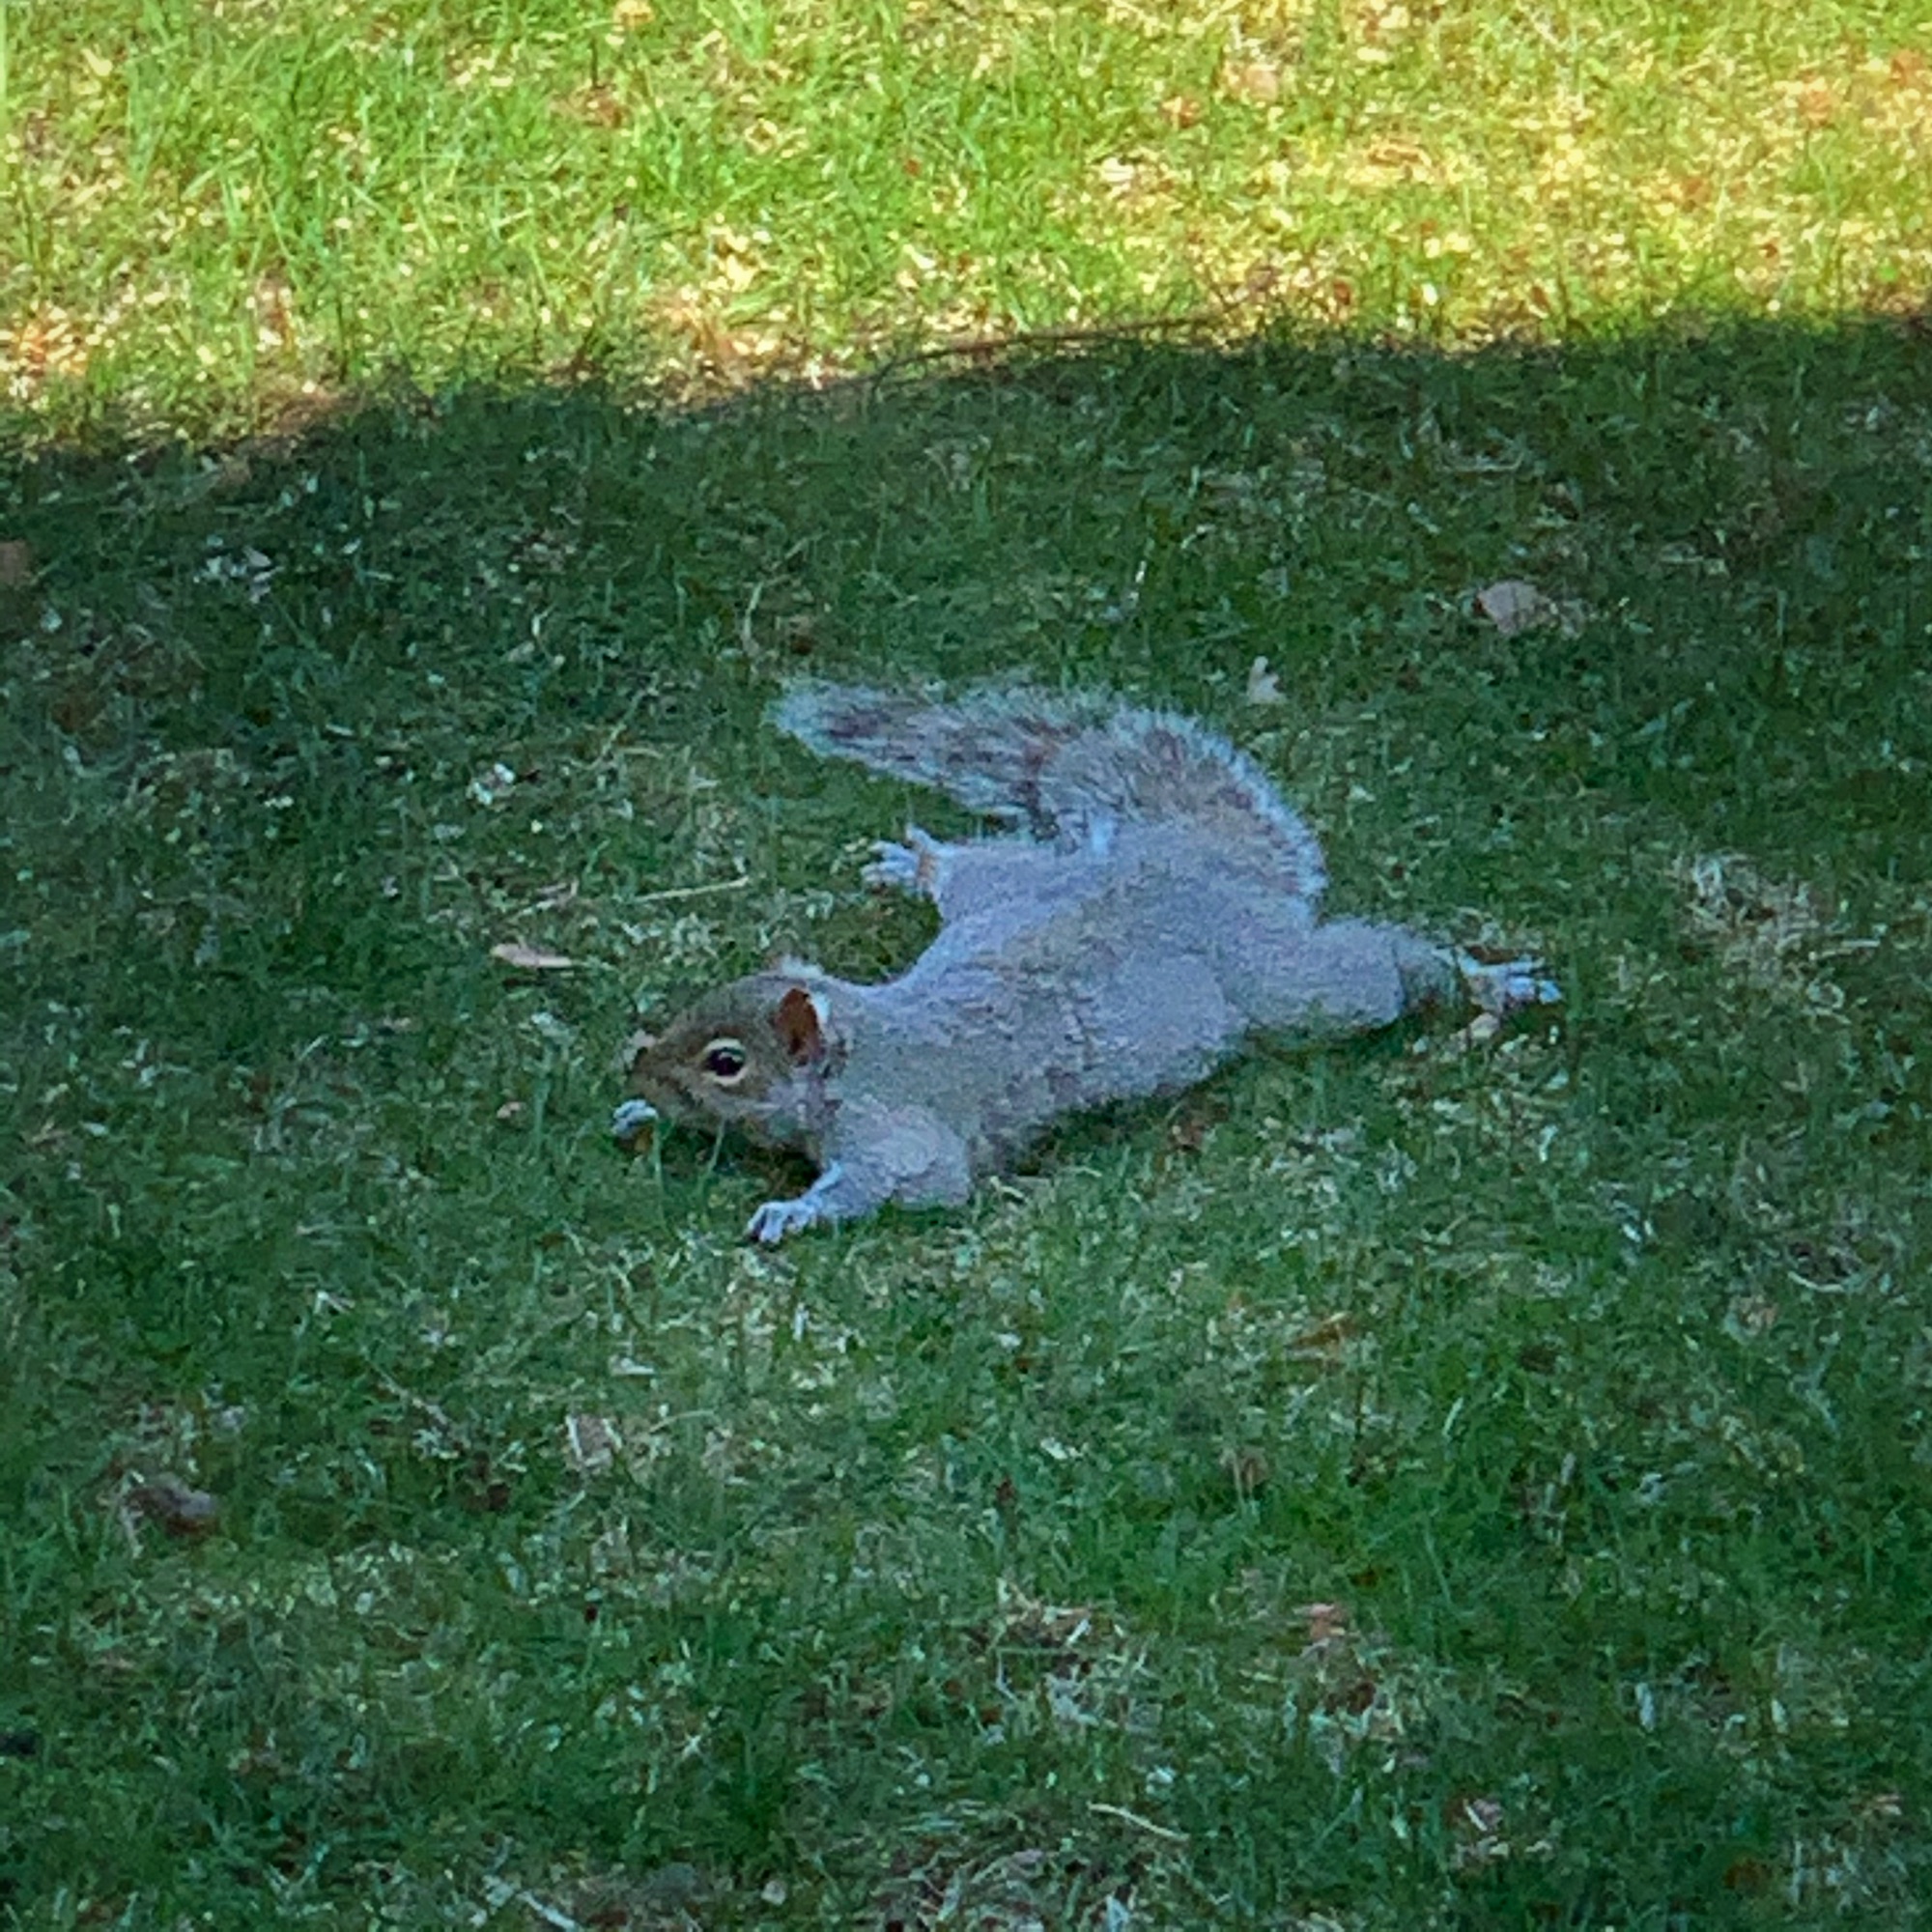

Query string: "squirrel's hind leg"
[[1243, 921, 1561, 1037], [1454, 951, 1562, 1015], [1236, 919, 1447, 1035]]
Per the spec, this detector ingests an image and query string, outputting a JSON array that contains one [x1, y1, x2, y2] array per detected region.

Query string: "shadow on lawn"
[[10, 312, 1928, 818], [1, 316, 1929, 1926]]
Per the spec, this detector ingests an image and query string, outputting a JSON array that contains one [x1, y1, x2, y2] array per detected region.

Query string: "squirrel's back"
[[770, 681, 1326, 905]]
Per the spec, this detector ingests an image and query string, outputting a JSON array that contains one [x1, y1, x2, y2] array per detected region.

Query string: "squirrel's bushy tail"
[[771, 681, 1326, 905]]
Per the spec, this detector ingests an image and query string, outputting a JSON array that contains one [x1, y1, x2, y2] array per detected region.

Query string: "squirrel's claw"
[[861, 841, 921, 893], [1457, 952, 1562, 1017], [746, 1160, 865, 1242], [862, 825, 943, 898], [746, 1195, 825, 1244]]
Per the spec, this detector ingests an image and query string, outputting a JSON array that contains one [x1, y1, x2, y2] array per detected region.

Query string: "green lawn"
[[4, 2, 1932, 1929], [3, 0, 1930, 437]]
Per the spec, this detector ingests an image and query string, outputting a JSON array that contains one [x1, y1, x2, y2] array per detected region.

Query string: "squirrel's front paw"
[[746, 1195, 825, 1244], [1457, 952, 1562, 1017], [862, 825, 943, 898], [611, 1097, 661, 1144]]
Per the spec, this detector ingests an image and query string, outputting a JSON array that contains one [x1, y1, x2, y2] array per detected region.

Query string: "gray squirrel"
[[611, 681, 1559, 1242]]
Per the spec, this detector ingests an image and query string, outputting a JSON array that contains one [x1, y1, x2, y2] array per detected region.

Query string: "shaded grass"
[[3, 317, 1931, 1925], [3, 0, 1930, 439]]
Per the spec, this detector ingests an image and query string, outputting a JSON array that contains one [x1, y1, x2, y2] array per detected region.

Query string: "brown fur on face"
[[623, 973, 836, 1151]]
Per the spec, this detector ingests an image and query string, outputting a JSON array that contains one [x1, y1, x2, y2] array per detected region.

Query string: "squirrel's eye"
[[700, 1039, 748, 1083]]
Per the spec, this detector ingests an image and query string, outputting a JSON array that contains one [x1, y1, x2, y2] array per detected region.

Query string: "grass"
[[4, 0, 1932, 1927], [2, 0, 1930, 438], [4, 322, 1931, 1927]]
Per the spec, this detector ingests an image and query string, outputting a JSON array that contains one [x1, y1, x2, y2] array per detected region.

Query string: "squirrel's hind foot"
[[1457, 952, 1562, 1017]]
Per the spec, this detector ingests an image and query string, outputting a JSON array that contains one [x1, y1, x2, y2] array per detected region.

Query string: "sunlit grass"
[[2, 0, 1928, 437]]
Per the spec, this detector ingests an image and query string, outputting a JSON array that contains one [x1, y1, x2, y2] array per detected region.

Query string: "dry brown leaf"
[[1796, 78, 1836, 127], [490, 942, 576, 971], [4, 308, 91, 383], [1475, 578, 1559, 636], [1297, 1600, 1350, 1644], [773, 610, 817, 654], [1287, 1310, 1360, 1357], [0, 540, 33, 586], [126, 1475, 219, 1538], [553, 84, 627, 128], [1222, 61, 1282, 102]]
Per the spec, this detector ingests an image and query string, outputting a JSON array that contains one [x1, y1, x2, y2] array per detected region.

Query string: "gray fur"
[[770, 682, 1327, 904], [618, 683, 1559, 1240]]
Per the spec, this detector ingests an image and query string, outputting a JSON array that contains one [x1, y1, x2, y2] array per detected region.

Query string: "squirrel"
[[611, 681, 1559, 1243]]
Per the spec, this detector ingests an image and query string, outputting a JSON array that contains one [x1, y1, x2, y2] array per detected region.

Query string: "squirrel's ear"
[[772, 985, 828, 1064]]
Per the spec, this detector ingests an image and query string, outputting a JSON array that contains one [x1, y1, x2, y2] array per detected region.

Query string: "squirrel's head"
[[621, 970, 838, 1149]]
